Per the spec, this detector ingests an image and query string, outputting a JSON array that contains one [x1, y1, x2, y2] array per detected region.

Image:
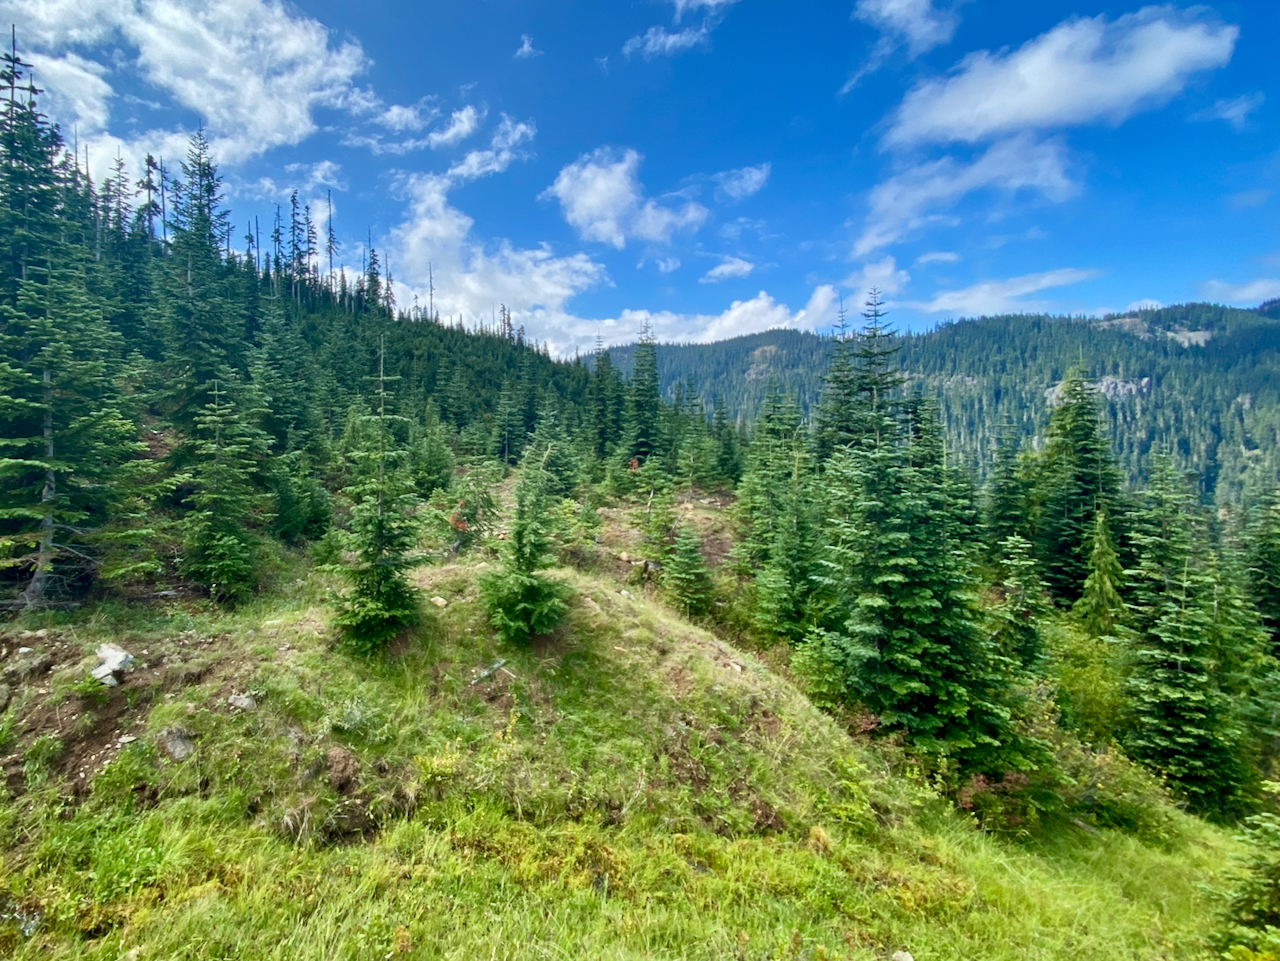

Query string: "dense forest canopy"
[[611, 303, 1280, 500]]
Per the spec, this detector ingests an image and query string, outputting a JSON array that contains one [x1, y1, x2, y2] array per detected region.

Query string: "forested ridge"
[[8, 47, 1280, 959], [612, 302, 1280, 500]]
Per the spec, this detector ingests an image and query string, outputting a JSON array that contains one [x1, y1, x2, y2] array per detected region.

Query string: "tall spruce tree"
[[179, 375, 270, 602], [1032, 370, 1125, 603], [0, 57, 140, 607], [332, 343, 422, 652], [625, 321, 663, 464]]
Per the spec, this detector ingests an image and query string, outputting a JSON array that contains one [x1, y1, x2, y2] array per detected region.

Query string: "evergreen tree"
[[179, 376, 270, 602], [331, 345, 422, 652], [409, 400, 454, 497], [480, 460, 570, 644], [1073, 508, 1126, 636], [814, 290, 904, 463], [806, 395, 1022, 769], [991, 534, 1048, 669], [625, 321, 663, 463], [983, 429, 1028, 558], [664, 522, 713, 617], [0, 60, 141, 607], [589, 340, 624, 459], [1032, 370, 1125, 603], [1248, 487, 1280, 655]]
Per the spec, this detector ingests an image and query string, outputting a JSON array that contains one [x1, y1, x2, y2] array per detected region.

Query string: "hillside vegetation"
[[0, 552, 1239, 959]]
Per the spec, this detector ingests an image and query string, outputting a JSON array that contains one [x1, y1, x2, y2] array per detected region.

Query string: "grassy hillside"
[[0, 545, 1240, 959], [610, 304, 1280, 498]]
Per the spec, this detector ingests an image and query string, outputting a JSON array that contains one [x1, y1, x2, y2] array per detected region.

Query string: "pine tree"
[[814, 290, 904, 463], [983, 429, 1028, 558], [625, 320, 663, 463], [479, 460, 570, 644], [409, 400, 454, 497], [805, 394, 1023, 769], [1032, 370, 1125, 603], [1073, 508, 1126, 636], [664, 522, 713, 617], [1248, 487, 1280, 655], [991, 534, 1048, 668], [180, 376, 270, 602], [331, 344, 422, 652], [590, 340, 624, 459], [0, 58, 141, 607]]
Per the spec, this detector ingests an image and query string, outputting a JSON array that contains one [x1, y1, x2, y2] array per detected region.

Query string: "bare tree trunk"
[[18, 370, 55, 610]]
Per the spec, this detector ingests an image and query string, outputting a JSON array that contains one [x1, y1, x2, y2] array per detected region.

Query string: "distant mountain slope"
[[610, 304, 1280, 500]]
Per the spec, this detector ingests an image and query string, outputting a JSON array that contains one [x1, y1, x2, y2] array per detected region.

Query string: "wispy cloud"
[[700, 256, 755, 283], [1201, 278, 1280, 304], [886, 7, 1238, 147], [915, 250, 960, 265], [713, 163, 771, 202], [514, 34, 543, 59], [1192, 92, 1264, 131], [904, 267, 1098, 315], [842, 0, 959, 92], [854, 136, 1075, 256], [623, 0, 742, 60]]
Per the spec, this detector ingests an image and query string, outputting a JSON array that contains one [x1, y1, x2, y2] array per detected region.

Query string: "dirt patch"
[[326, 747, 360, 794]]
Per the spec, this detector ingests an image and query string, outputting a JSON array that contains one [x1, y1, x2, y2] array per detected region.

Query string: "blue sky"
[[6, 0, 1278, 351]]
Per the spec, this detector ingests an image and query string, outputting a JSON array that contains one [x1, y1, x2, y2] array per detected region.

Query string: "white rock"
[[17, 647, 32, 654], [93, 643, 135, 686], [619, 589, 634, 599], [157, 727, 195, 761], [118, 735, 137, 744], [431, 596, 448, 608], [892, 952, 915, 961], [228, 694, 257, 711]]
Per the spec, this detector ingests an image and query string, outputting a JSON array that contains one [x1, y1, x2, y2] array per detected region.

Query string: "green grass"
[[0, 562, 1241, 959]]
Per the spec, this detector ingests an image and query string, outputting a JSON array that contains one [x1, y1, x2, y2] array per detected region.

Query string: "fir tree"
[[0, 61, 141, 607], [480, 460, 570, 644], [664, 522, 713, 617], [180, 376, 270, 602], [331, 344, 422, 652], [1073, 508, 1126, 636], [1248, 487, 1280, 654], [1032, 370, 1125, 603], [626, 320, 663, 463]]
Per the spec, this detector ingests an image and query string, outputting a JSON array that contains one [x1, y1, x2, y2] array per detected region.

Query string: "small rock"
[[91, 643, 135, 686], [17, 646, 33, 654], [157, 727, 195, 761], [326, 746, 359, 793], [118, 735, 137, 745], [263, 619, 283, 628], [430, 596, 448, 608], [619, 552, 630, 562], [619, 589, 634, 599], [228, 694, 257, 711], [892, 952, 915, 961], [0, 683, 10, 713]]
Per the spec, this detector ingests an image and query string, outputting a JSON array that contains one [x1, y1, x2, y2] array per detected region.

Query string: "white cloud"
[[624, 25, 709, 59], [856, 0, 957, 56], [514, 34, 543, 59], [428, 106, 483, 150], [622, 286, 838, 344], [1193, 92, 1264, 131], [915, 250, 960, 265], [887, 6, 1237, 147], [713, 163, 771, 202], [376, 99, 439, 133], [28, 52, 113, 132], [444, 115, 535, 182], [542, 147, 708, 248], [656, 257, 681, 273], [842, 256, 911, 307], [904, 267, 1098, 315], [4, 0, 370, 171], [700, 257, 755, 283], [670, 0, 742, 23], [1201, 278, 1280, 305], [854, 135, 1075, 256]]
